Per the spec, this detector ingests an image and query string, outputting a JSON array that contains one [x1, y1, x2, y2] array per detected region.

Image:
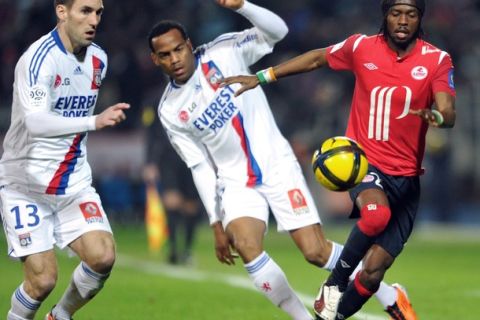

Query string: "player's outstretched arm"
[[95, 103, 130, 130], [409, 92, 456, 128], [24, 102, 129, 138], [221, 48, 328, 97]]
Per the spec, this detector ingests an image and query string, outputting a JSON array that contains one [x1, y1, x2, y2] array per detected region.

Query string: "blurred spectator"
[[1, 0, 479, 223]]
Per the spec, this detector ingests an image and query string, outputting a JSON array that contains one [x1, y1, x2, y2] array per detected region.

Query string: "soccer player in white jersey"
[[0, 1, 129, 319], [149, 1, 410, 319]]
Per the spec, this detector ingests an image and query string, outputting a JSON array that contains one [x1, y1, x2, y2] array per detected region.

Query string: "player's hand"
[[95, 103, 130, 129], [220, 75, 259, 97], [409, 108, 441, 127], [215, 0, 244, 10], [212, 222, 237, 265]]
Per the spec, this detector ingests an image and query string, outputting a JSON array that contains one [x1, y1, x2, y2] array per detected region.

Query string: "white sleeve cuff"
[[88, 115, 97, 131]]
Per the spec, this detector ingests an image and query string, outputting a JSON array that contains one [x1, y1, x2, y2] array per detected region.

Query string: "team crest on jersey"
[[18, 233, 32, 247], [179, 110, 190, 122], [80, 202, 103, 224], [411, 66, 428, 80], [91, 55, 105, 89], [287, 189, 309, 214], [201, 61, 224, 91]]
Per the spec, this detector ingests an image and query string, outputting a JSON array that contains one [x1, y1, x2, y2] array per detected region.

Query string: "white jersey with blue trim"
[[0, 29, 107, 195], [159, 27, 295, 188]]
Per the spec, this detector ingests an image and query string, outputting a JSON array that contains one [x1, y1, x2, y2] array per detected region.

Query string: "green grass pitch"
[[1, 223, 479, 319]]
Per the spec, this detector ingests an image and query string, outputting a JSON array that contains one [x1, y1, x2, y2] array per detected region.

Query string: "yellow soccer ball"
[[312, 136, 369, 191]]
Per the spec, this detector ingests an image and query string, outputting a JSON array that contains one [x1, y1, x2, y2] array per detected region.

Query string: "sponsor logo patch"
[[287, 189, 309, 214], [179, 110, 189, 122], [363, 63, 378, 70], [54, 75, 62, 88], [80, 202, 103, 224]]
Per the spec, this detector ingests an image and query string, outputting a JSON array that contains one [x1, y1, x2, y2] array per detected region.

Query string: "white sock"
[[322, 242, 343, 271], [8, 283, 41, 320], [374, 282, 397, 309], [245, 251, 313, 320], [324, 242, 397, 308], [52, 262, 110, 319]]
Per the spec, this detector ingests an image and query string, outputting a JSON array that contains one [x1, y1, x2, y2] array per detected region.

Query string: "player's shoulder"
[[22, 32, 57, 61], [417, 39, 452, 65], [158, 83, 178, 114], [330, 33, 375, 53], [89, 42, 107, 59]]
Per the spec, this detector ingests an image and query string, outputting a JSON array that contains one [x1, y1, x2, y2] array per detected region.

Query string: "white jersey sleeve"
[[159, 102, 208, 168]]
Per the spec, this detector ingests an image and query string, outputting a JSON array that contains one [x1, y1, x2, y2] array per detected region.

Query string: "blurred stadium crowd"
[[0, 0, 479, 224]]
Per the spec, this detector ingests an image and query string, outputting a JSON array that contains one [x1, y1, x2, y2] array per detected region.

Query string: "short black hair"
[[148, 20, 189, 52]]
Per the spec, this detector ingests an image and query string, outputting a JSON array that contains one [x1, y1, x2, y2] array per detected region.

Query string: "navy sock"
[[336, 272, 376, 319], [326, 225, 374, 291]]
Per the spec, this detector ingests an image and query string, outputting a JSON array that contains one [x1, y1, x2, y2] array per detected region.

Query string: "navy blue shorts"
[[348, 165, 420, 257]]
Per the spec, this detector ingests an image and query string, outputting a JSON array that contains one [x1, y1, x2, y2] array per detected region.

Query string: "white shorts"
[[220, 159, 321, 231], [0, 185, 112, 259]]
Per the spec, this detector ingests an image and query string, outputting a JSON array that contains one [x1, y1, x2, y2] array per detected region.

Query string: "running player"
[[0, 1, 129, 319], [221, 0, 455, 319]]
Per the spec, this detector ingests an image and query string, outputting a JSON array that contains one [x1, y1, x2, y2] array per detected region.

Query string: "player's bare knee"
[[233, 238, 262, 261], [87, 250, 115, 274], [302, 246, 327, 267], [28, 273, 57, 300], [357, 204, 391, 236]]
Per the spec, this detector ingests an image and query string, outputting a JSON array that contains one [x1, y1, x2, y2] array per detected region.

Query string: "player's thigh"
[[262, 160, 321, 232], [375, 175, 420, 258], [220, 184, 269, 230], [0, 186, 56, 259], [54, 187, 113, 252]]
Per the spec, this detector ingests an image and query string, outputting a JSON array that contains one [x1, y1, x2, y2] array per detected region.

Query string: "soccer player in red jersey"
[[221, 0, 456, 319]]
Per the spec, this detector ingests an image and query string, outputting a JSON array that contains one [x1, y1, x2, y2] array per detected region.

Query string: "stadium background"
[[0, 1, 479, 319], [1, 0, 478, 225]]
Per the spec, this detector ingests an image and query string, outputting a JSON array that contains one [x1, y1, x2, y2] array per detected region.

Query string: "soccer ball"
[[312, 136, 368, 191]]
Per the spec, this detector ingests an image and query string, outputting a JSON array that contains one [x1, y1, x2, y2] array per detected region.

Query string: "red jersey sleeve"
[[326, 34, 365, 71], [431, 53, 456, 97]]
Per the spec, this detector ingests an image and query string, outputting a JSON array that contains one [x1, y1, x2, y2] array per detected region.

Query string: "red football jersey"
[[326, 34, 455, 176]]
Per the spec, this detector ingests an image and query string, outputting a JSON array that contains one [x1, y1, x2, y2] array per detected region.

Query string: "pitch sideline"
[[117, 253, 387, 320]]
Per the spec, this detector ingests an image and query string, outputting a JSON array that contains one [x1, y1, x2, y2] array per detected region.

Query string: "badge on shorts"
[[287, 189, 309, 214], [80, 202, 103, 224], [19, 233, 32, 247]]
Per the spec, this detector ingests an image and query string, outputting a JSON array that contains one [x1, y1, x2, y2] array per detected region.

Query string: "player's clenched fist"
[[215, 0, 244, 10], [95, 103, 131, 129]]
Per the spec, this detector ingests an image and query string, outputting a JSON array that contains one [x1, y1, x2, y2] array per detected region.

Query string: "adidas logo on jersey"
[[74, 66, 83, 75], [363, 63, 378, 70]]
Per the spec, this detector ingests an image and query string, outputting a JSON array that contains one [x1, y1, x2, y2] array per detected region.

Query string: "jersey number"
[[368, 86, 412, 141], [11, 205, 40, 230]]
